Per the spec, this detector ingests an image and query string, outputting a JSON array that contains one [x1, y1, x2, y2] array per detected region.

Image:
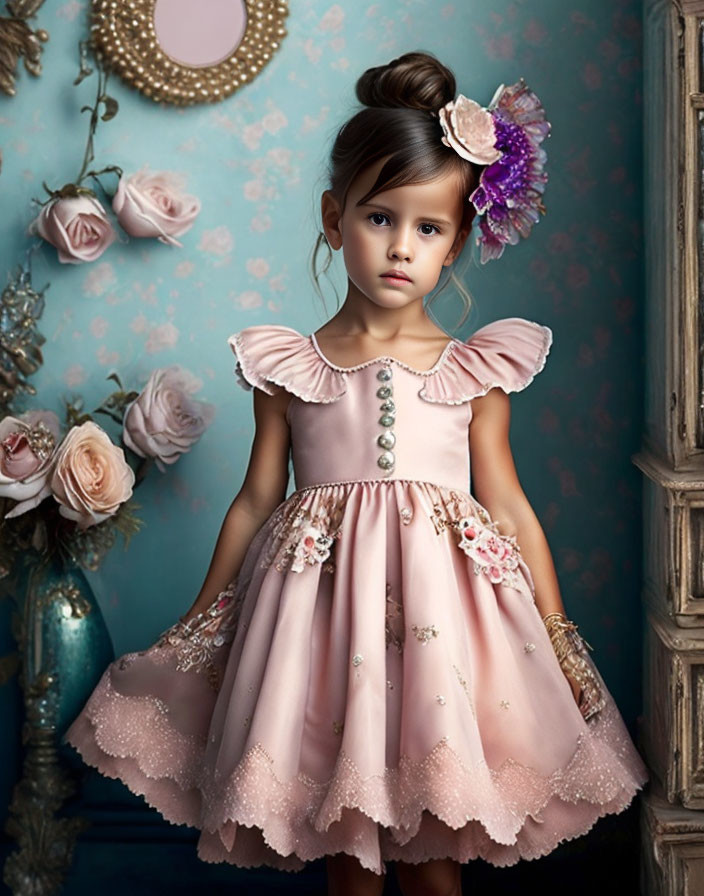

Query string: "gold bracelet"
[[541, 611, 605, 720]]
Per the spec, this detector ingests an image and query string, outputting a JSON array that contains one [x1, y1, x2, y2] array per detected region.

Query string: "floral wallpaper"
[[0, 0, 643, 755]]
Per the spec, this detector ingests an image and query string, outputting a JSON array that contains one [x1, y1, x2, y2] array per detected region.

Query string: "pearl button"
[[378, 451, 395, 469], [378, 431, 395, 449], [377, 367, 393, 381], [376, 385, 392, 400], [379, 413, 395, 427]]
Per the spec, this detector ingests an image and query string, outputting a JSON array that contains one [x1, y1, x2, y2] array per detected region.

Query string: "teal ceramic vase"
[[2, 554, 116, 895], [17, 553, 115, 739]]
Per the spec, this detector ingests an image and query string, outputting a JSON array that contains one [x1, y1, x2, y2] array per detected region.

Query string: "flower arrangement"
[[438, 78, 550, 264], [0, 365, 215, 577], [28, 43, 200, 264]]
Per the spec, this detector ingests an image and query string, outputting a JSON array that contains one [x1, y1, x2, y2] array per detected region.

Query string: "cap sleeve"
[[227, 324, 347, 403], [419, 317, 552, 405]]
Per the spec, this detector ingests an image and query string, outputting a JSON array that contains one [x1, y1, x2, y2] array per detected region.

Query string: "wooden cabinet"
[[640, 1, 704, 890]]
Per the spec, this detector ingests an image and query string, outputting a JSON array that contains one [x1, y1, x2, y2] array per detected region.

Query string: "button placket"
[[375, 365, 395, 473]]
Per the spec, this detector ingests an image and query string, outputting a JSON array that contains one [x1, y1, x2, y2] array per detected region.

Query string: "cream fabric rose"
[[438, 95, 502, 166], [0, 410, 61, 518], [113, 169, 201, 247], [50, 421, 135, 530], [30, 194, 117, 264], [122, 366, 215, 473]]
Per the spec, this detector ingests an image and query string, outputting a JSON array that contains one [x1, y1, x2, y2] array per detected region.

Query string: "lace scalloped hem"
[[64, 689, 647, 876], [66, 710, 646, 878], [63, 712, 202, 829], [196, 785, 644, 875], [194, 717, 647, 874]]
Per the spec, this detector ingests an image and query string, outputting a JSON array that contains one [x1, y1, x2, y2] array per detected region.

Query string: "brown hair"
[[311, 51, 479, 326]]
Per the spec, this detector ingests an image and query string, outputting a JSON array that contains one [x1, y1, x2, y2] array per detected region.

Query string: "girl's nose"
[[388, 228, 413, 262]]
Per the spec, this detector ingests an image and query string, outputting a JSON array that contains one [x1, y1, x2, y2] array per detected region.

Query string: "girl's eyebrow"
[[359, 202, 452, 228]]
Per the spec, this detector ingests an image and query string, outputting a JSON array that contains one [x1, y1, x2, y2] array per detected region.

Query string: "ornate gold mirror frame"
[[90, 0, 288, 106]]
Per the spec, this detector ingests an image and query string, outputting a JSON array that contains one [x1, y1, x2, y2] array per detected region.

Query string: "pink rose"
[[0, 410, 61, 518], [122, 365, 215, 472], [291, 524, 333, 572], [438, 94, 502, 166], [113, 169, 201, 247], [50, 421, 135, 529], [458, 520, 519, 584], [30, 194, 117, 263]]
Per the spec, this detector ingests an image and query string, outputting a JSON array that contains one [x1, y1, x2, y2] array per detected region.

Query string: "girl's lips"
[[381, 271, 412, 282]]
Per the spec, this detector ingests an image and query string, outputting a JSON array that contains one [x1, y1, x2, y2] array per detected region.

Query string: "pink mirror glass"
[[153, 0, 247, 68]]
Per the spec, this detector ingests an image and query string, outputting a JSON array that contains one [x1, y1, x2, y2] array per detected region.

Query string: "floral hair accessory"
[[438, 78, 551, 264]]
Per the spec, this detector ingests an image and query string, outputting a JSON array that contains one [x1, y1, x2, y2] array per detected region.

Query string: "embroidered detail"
[[436, 695, 447, 705], [500, 699, 510, 710], [291, 524, 334, 572], [385, 583, 405, 654], [148, 581, 244, 691], [428, 488, 523, 590], [453, 663, 477, 719], [352, 654, 363, 667], [260, 489, 347, 573], [399, 506, 413, 525], [118, 656, 135, 671], [429, 490, 490, 535], [332, 721, 344, 736], [412, 624, 439, 644], [456, 516, 521, 589], [524, 642, 536, 653], [387, 680, 394, 690]]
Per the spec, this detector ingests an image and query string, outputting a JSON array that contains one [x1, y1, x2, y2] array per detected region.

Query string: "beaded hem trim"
[[197, 694, 647, 871]]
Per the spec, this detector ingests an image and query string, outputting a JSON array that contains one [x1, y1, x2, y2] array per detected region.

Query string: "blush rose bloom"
[[112, 169, 201, 247], [50, 420, 135, 530], [30, 194, 117, 264], [438, 94, 502, 166], [0, 410, 61, 518], [122, 365, 215, 472]]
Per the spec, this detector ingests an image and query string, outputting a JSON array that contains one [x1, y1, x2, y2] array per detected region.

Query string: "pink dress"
[[63, 317, 649, 874]]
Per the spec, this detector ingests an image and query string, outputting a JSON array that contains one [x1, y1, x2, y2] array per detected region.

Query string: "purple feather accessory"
[[438, 78, 551, 264]]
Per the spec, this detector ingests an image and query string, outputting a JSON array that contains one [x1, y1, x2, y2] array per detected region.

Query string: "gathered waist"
[[290, 476, 473, 499]]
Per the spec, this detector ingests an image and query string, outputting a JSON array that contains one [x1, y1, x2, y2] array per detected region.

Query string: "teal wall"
[[1, 0, 644, 815]]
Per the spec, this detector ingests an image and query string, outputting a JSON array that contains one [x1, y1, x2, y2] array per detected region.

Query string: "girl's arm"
[[469, 387, 565, 617], [469, 387, 581, 703], [180, 386, 292, 623]]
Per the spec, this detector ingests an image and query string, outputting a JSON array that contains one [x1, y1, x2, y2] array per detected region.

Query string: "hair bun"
[[355, 51, 456, 113]]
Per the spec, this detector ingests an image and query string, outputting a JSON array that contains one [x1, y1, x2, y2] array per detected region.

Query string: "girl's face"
[[321, 157, 470, 312]]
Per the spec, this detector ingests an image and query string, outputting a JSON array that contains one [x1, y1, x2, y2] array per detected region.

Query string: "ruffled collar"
[[309, 331, 460, 376], [228, 318, 552, 406]]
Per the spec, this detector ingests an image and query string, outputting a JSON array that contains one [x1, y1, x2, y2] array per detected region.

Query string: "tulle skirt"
[[63, 479, 648, 874]]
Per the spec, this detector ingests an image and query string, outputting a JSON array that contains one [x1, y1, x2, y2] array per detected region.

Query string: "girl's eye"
[[368, 212, 390, 226], [419, 223, 439, 236]]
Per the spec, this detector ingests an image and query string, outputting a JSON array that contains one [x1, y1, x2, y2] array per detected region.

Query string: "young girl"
[[64, 52, 648, 896]]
